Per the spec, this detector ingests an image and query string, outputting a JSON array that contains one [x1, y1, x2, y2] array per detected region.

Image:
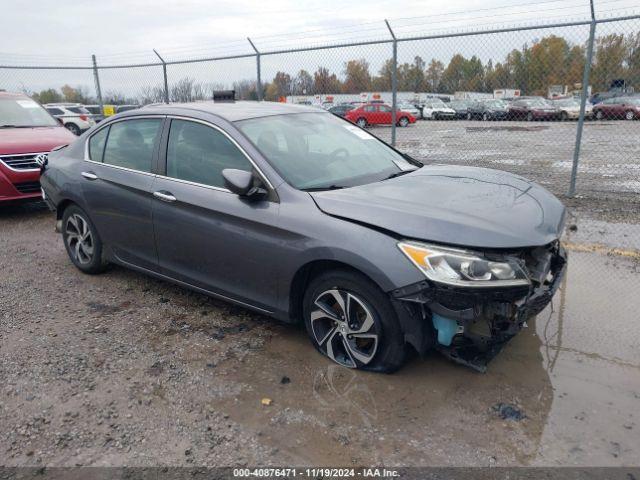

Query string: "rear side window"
[[102, 118, 162, 172], [166, 119, 252, 189], [88, 127, 109, 161], [67, 107, 90, 114], [46, 108, 64, 115]]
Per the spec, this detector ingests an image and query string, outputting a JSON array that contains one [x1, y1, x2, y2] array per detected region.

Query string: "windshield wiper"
[[301, 185, 348, 192], [385, 169, 417, 180]]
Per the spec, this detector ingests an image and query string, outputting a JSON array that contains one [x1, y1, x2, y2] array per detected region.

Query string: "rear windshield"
[[0, 97, 58, 128]]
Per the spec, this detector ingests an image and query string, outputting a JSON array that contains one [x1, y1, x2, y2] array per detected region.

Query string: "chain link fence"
[[2, 14, 639, 203]]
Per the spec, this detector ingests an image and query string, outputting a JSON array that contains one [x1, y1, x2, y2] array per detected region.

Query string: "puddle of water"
[[207, 250, 640, 466]]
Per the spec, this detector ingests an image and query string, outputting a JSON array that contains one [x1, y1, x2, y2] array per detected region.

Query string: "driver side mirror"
[[222, 169, 268, 200]]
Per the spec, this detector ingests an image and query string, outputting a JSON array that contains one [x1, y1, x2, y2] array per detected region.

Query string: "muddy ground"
[[1, 199, 639, 468]]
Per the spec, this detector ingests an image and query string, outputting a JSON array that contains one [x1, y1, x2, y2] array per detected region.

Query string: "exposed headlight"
[[398, 241, 530, 288]]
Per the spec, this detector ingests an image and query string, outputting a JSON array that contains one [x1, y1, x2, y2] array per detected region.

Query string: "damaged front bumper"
[[392, 243, 567, 372]]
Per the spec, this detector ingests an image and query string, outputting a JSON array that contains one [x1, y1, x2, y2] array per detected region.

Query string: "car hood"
[[310, 166, 566, 249], [0, 126, 76, 155]]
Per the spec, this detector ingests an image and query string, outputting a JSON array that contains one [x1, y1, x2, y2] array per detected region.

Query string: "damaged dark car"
[[40, 102, 567, 373]]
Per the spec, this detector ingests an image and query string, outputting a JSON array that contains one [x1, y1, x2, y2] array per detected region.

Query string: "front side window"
[[364, 105, 375, 112], [237, 112, 418, 191], [0, 97, 58, 127], [102, 118, 162, 172], [166, 119, 253, 189]]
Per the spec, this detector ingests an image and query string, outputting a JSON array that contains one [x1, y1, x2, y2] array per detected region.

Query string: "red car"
[[507, 98, 559, 121], [593, 96, 640, 120], [1, 92, 76, 203], [345, 103, 416, 128]]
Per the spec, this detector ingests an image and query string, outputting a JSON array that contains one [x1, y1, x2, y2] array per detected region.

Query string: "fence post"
[[153, 49, 170, 104], [91, 55, 104, 115], [568, 0, 596, 197], [385, 20, 398, 146], [247, 38, 262, 101]]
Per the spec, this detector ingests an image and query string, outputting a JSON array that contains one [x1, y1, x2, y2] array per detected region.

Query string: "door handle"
[[81, 171, 98, 180], [153, 191, 176, 203]]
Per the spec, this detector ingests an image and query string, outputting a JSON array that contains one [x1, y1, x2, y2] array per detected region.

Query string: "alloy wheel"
[[65, 214, 94, 264], [310, 289, 379, 368], [625, 110, 635, 120]]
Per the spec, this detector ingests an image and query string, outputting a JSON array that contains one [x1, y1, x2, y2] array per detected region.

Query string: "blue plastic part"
[[432, 314, 458, 346]]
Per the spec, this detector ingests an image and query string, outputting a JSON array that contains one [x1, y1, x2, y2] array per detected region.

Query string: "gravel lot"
[[2, 120, 640, 468], [1, 196, 639, 468]]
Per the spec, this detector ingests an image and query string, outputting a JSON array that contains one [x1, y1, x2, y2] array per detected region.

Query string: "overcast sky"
[[1, 0, 638, 96], [3, 0, 638, 66]]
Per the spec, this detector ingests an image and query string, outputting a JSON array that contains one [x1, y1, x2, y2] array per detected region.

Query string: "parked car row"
[[327, 94, 640, 123], [44, 103, 142, 135]]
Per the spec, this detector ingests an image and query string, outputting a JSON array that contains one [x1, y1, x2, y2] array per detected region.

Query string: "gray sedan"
[[40, 101, 567, 372]]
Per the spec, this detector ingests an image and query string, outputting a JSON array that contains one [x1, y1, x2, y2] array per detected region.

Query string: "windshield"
[[0, 97, 58, 127], [236, 112, 418, 190]]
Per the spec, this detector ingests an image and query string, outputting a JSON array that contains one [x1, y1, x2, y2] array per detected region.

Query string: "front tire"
[[303, 270, 406, 373], [62, 205, 108, 274], [356, 118, 367, 128], [625, 110, 635, 120], [398, 117, 409, 127], [595, 110, 604, 120], [526, 112, 534, 122]]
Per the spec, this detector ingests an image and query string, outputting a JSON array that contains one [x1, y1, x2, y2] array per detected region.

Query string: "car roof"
[[143, 100, 324, 122], [0, 91, 31, 100]]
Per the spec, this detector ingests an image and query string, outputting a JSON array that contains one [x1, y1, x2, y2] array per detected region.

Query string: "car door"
[[362, 105, 377, 124], [151, 117, 281, 311], [81, 116, 164, 270], [378, 105, 393, 124]]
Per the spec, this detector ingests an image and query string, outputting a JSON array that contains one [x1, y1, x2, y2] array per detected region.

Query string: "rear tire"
[[526, 112, 534, 122], [65, 123, 81, 136], [62, 205, 108, 274], [560, 111, 568, 121], [482, 112, 489, 121], [466, 112, 472, 120], [303, 270, 407, 373]]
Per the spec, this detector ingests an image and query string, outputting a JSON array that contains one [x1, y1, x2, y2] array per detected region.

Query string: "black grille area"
[[13, 181, 41, 194], [0, 153, 46, 170]]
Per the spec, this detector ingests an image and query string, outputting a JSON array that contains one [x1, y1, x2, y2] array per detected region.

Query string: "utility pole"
[[91, 55, 104, 115], [247, 38, 262, 101], [385, 20, 398, 146], [153, 49, 170, 104]]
